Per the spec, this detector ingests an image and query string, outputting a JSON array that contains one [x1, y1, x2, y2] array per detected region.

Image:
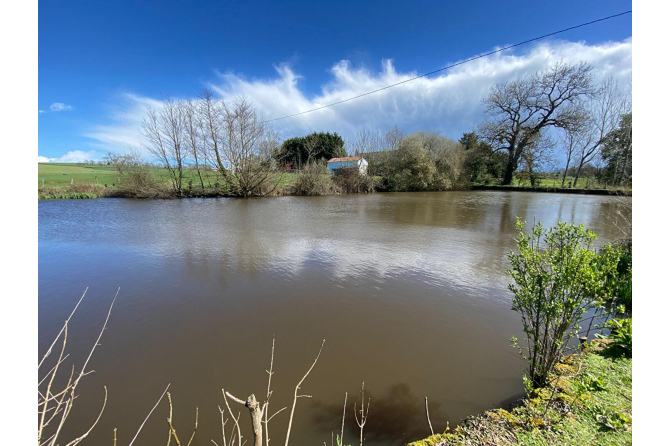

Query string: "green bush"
[[601, 318, 632, 358], [374, 131, 465, 191], [507, 219, 620, 388], [605, 242, 632, 312]]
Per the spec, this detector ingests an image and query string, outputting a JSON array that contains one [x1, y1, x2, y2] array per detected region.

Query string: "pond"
[[38, 191, 630, 445]]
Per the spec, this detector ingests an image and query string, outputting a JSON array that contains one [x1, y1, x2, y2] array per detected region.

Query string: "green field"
[[37, 163, 306, 199], [38, 163, 122, 187]]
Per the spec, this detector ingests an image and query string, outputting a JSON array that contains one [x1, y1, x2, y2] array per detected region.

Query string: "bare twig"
[[284, 339, 325, 446], [354, 381, 370, 446], [70, 289, 120, 392], [39, 288, 88, 370], [64, 386, 108, 446], [216, 406, 228, 446], [129, 383, 171, 446], [340, 392, 347, 445], [265, 407, 287, 424], [38, 322, 69, 441], [425, 396, 434, 436], [225, 391, 247, 406], [222, 389, 243, 446], [38, 288, 119, 446], [167, 392, 182, 446], [186, 407, 199, 446], [264, 337, 275, 446]]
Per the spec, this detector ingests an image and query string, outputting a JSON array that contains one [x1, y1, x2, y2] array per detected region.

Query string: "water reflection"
[[38, 191, 631, 444], [311, 383, 448, 445]]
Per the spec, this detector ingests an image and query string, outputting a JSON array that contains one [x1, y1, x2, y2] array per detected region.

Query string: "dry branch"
[[425, 396, 434, 436], [354, 382, 370, 446], [38, 288, 119, 446], [225, 391, 263, 446], [129, 383, 171, 446], [264, 337, 275, 446], [222, 389, 243, 446], [340, 392, 348, 446], [284, 339, 325, 446]]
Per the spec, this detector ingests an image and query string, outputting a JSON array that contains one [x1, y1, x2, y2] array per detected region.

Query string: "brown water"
[[38, 191, 630, 445]]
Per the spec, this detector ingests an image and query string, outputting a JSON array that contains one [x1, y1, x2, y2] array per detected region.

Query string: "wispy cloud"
[[84, 94, 162, 153], [85, 38, 632, 158], [38, 150, 98, 163], [50, 102, 73, 112]]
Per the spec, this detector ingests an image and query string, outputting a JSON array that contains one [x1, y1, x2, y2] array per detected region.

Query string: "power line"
[[264, 10, 631, 123]]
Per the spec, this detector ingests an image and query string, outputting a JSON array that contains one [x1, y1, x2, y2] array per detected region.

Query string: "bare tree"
[[558, 114, 588, 187], [480, 62, 594, 185], [570, 78, 631, 185], [381, 126, 406, 152], [103, 150, 143, 175], [302, 132, 322, 166], [202, 96, 281, 196], [183, 98, 207, 191], [350, 129, 381, 156], [518, 132, 556, 187], [141, 96, 188, 195]]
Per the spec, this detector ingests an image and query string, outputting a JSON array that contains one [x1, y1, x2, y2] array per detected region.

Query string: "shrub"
[[331, 168, 376, 194], [507, 219, 619, 388], [292, 161, 333, 196], [374, 131, 465, 191], [601, 318, 632, 358], [114, 166, 175, 198], [603, 242, 632, 312]]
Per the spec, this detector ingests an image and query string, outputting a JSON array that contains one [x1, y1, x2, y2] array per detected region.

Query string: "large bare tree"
[[183, 98, 207, 191], [480, 62, 594, 185], [210, 96, 281, 196], [141, 96, 188, 195], [196, 90, 281, 196]]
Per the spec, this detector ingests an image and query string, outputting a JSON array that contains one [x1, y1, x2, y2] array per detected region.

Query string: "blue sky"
[[38, 0, 633, 162]]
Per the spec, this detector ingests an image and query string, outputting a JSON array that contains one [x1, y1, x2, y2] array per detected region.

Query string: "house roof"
[[327, 156, 362, 163]]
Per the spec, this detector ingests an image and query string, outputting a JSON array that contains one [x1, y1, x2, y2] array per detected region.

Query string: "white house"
[[327, 156, 368, 175]]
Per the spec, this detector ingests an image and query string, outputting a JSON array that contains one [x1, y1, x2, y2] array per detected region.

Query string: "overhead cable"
[[263, 10, 632, 123]]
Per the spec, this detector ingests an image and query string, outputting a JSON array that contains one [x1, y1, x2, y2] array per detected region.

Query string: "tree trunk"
[[561, 157, 571, 187], [245, 394, 263, 446], [502, 158, 516, 185], [573, 159, 585, 188]]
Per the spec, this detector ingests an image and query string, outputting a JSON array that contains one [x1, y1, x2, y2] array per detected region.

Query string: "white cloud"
[[38, 110, 45, 114], [85, 38, 632, 156], [84, 93, 162, 156], [50, 102, 73, 112], [38, 150, 98, 163]]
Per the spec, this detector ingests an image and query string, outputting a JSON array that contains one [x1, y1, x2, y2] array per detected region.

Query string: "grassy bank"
[[38, 163, 305, 199], [471, 185, 632, 197], [408, 339, 631, 446], [38, 163, 631, 200], [38, 163, 377, 199]]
